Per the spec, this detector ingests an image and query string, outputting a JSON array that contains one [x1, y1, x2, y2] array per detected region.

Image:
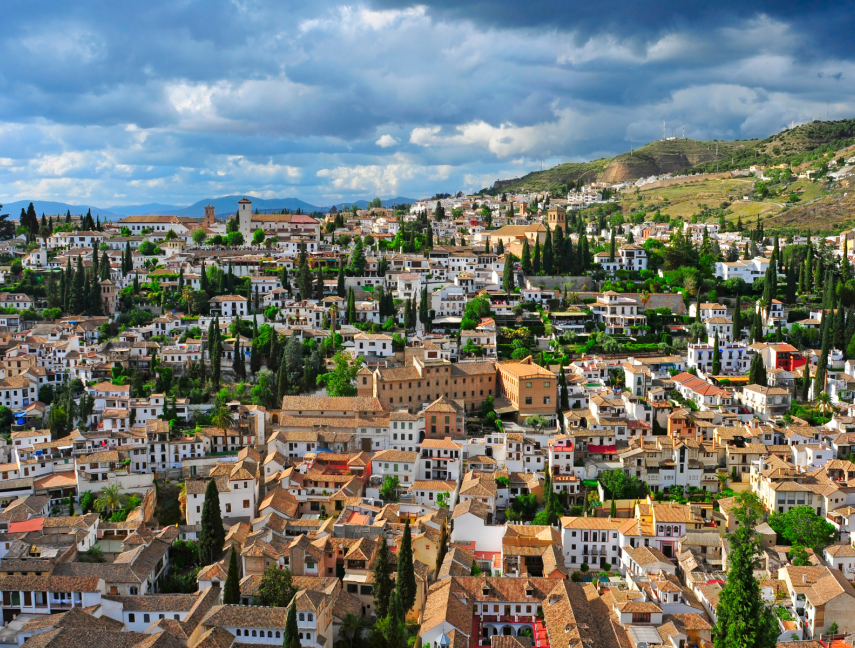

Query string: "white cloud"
[[375, 134, 400, 148]]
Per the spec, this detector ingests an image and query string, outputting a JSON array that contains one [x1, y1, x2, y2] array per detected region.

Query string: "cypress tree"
[[71, 256, 85, 314], [521, 239, 532, 275], [91, 246, 99, 277], [284, 601, 300, 648], [502, 254, 515, 293], [403, 299, 412, 330], [223, 544, 241, 604], [543, 228, 553, 274], [732, 294, 742, 341], [336, 264, 346, 298], [233, 322, 246, 380], [315, 268, 324, 300], [497, 239, 504, 255], [419, 288, 428, 326], [89, 272, 102, 315], [250, 339, 261, 374], [373, 536, 393, 618], [609, 228, 616, 261], [178, 268, 184, 293], [559, 369, 569, 410], [200, 260, 208, 293], [834, 301, 846, 352], [815, 321, 832, 396], [100, 251, 110, 281], [801, 366, 811, 402], [198, 478, 225, 565], [712, 331, 721, 375], [533, 238, 541, 275], [397, 519, 416, 613], [712, 495, 777, 648]]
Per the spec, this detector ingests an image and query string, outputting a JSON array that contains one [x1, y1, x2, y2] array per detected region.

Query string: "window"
[[143, 614, 150, 623], [129, 614, 136, 622], [525, 397, 532, 405], [243, 500, 250, 508], [226, 503, 232, 513]]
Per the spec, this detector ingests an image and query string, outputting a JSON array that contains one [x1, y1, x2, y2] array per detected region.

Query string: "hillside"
[[490, 119, 855, 193]]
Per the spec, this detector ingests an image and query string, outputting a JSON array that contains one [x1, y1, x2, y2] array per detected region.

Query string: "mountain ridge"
[[488, 118, 855, 194], [0, 196, 418, 221]]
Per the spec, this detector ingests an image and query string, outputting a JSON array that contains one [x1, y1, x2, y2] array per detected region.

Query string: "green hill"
[[488, 119, 855, 194]]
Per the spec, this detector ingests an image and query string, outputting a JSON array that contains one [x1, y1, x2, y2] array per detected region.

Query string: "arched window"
[[276, 632, 281, 638], [251, 630, 257, 637], [299, 613, 305, 621], [268, 631, 273, 637], [307, 613, 313, 622], [236, 630, 241, 636]]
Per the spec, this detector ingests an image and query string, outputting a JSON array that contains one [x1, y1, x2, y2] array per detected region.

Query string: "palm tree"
[[94, 484, 128, 517], [716, 472, 729, 492], [211, 406, 235, 433], [340, 613, 367, 648], [815, 391, 835, 414], [182, 286, 194, 314]]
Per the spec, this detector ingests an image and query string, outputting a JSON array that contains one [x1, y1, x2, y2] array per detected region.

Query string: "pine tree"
[[712, 331, 721, 375], [397, 519, 416, 613], [521, 239, 532, 275], [198, 479, 225, 565], [373, 536, 393, 618], [223, 544, 241, 604]]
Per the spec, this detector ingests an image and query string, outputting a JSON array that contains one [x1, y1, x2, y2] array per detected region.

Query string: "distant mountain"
[[0, 195, 420, 221], [105, 203, 186, 216], [0, 200, 125, 220]]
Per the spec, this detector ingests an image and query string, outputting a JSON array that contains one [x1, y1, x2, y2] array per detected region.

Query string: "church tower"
[[238, 197, 253, 239], [547, 205, 566, 233], [203, 204, 216, 227]]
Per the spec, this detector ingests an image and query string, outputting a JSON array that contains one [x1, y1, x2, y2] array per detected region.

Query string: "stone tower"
[[238, 197, 253, 240], [547, 205, 566, 233], [203, 204, 216, 227]]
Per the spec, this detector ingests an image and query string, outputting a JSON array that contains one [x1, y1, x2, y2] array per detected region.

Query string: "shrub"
[[580, 562, 589, 573], [571, 571, 582, 582]]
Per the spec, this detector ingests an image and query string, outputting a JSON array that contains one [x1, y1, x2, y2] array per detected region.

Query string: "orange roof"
[[8, 518, 45, 533]]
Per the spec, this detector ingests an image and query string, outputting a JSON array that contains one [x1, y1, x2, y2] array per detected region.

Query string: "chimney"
[[802, 574, 807, 584]]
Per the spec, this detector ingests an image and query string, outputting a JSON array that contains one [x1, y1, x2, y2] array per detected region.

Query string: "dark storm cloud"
[[0, 0, 852, 204]]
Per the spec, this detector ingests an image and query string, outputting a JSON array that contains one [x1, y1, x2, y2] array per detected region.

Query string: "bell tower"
[[547, 205, 566, 233], [238, 197, 253, 239]]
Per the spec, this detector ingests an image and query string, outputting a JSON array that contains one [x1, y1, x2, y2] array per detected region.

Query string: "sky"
[[0, 0, 853, 207]]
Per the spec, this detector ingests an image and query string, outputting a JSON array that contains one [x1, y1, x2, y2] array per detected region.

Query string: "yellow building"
[[496, 356, 557, 422]]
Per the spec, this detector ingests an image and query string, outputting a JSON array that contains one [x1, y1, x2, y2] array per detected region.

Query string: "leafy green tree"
[[348, 236, 366, 275], [252, 229, 265, 246], [223, 544, 241, 604], [379, 475, 400, 501], [768, 505, 837, 552], [713, 492, 777, 648], [317, 352, 362, 396], [192, 228, 207, 246], [198, 479, 225, 565], [256, 565, 297, 607]]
